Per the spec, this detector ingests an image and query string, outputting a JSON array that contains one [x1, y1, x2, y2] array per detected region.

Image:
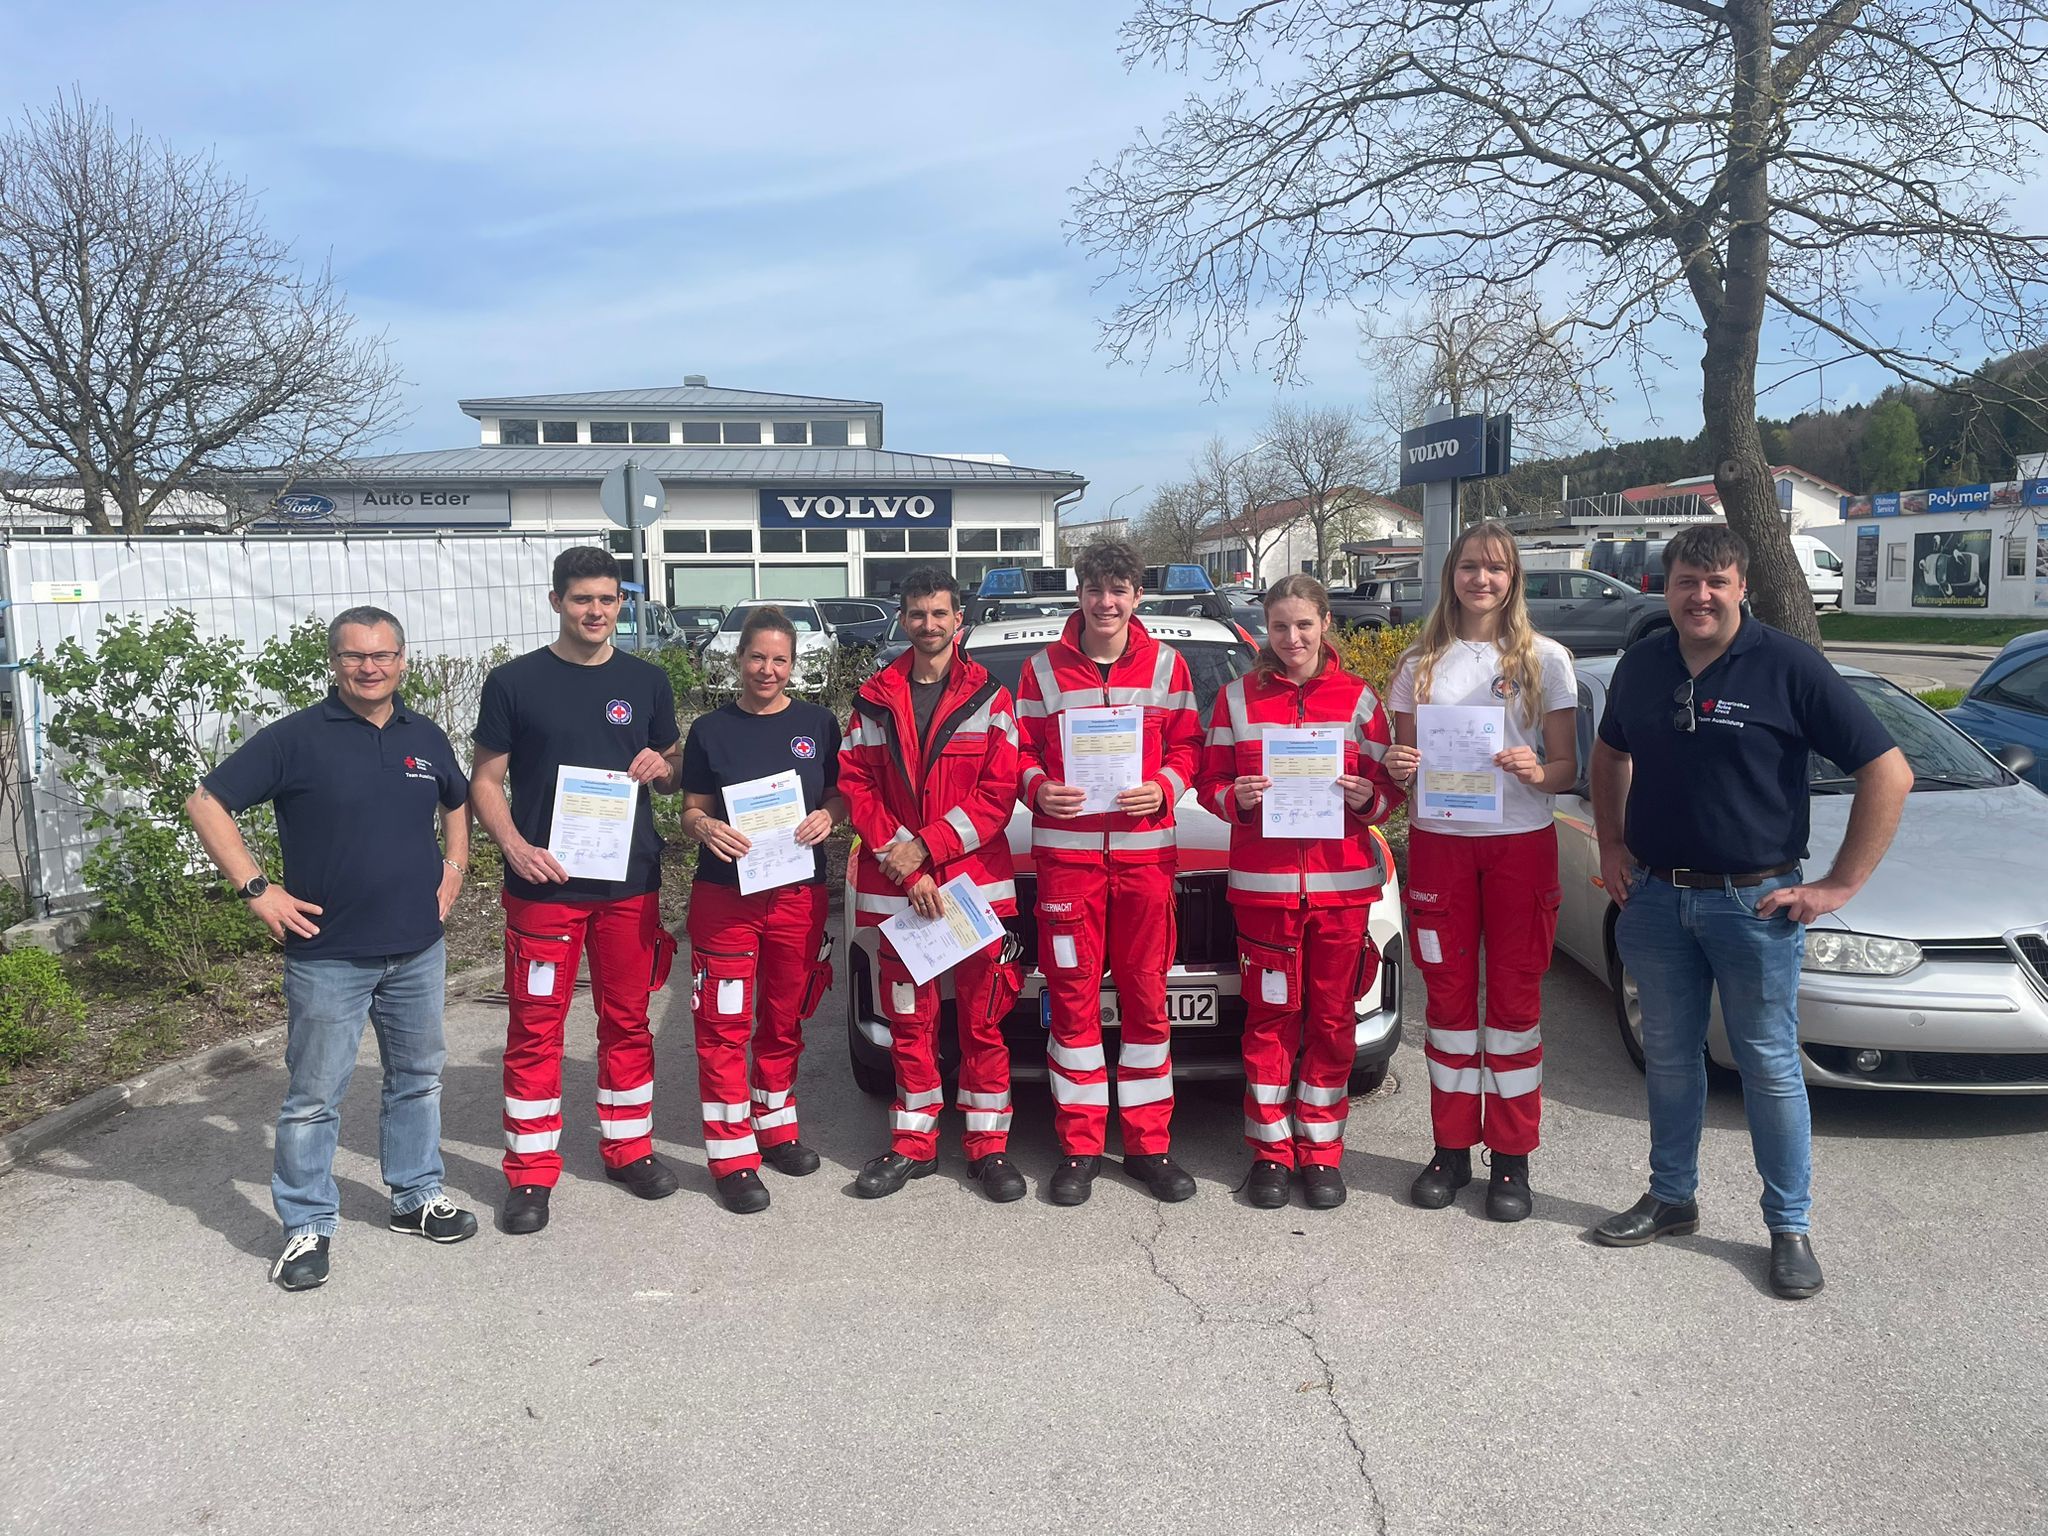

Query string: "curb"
[[1824, 640, 2003, 661], [0, 955, 511, 1180]]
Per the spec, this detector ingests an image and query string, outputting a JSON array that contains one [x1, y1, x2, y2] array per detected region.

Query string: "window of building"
[[810, 420, 849, 447], [606, 530, 633, 554], [2007, 536, 2029, 579], [761, 529, 804, 553], [805, 529, 847, 552], [863, 558, 934, 601], [722, 421, 762, 445], [999, 527, 1042, 552], [590, 421, 629, 444], [499, 418, 539, 445], [867, 529, 906, 553], [541, 420, 578, 444], [1887, 544, 1907, 580], [956, 557, 1000, 587], [631, 421, 671, 444], [773, 422, 808, 445], [681, 422, 720, 445], [664, 529, 707, 554], [908, 529, 948, 553], [709, 529, 753, 554], [957, 528, 998, 552]]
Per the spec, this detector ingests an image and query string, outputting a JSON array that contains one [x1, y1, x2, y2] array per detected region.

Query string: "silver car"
[[1552, 657, 2048, 1092]]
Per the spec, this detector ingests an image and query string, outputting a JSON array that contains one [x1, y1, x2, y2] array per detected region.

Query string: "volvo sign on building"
[[757, 489, 953, 527]]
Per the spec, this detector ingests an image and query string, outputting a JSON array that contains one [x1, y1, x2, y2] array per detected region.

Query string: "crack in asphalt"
[[1134, 1213, 1390, 1532]]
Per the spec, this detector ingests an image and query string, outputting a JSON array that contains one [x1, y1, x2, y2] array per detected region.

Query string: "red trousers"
[[875, 933, 1021, 1160], [1407, 825, 1561, 1155], [1234, 902, 1377, 1168], [686, 881, 831, 1177], [501, 889, 675, 1188], [1036, 861, 1176, 1156]]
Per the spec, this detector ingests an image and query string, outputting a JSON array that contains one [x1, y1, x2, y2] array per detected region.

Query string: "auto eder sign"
[[758, 488, 953, 529], [261, 488, 511, 528]]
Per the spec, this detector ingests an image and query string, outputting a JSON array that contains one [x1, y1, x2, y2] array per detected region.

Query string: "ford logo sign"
[[272, 493, 336, 521]]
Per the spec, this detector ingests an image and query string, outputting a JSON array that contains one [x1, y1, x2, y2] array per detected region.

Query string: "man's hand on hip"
[[1598, 845, 1633, 908], [249, 885, 323, 942]]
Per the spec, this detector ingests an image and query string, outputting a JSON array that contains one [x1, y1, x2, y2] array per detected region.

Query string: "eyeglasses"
[[1672, 677, 1697, 733], [335, 651, 402, 669]]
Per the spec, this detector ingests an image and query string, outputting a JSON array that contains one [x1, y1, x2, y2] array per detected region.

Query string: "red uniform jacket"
[[1015, 612, 1202, 866], [1195, 649, 1404, 907], [839, 647, 1020, 927]]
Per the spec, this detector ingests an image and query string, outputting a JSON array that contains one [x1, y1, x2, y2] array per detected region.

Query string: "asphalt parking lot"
[[3, 947, 2045, 1536]]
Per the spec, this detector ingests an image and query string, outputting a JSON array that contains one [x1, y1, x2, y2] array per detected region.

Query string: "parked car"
[[1552, 656, 2048, 1091], [1521, 568, 1672, 655], [614, 596, 683, 649], [842, 612, 1406, 1098], [1946, 629, 2048, 794], [700, 599, 837, 690], [1228, 600, 1268, 643], [817, 597, 892, 649], [1327, 577, 1424, 630], [670, 604, 726, 654], [1589, 533, 1841, 609], [872, 615, 912, 669]]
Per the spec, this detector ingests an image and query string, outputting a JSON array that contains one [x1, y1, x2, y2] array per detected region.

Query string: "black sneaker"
[[501, 1184, 551, 1235], [760, 1140, 822, 1177], [968, 1153, 1027, 1204], [1485, 1153, 1533, 1223], [1409, 1146, 1473, 1209], [604, 1153, 680, 1201], [717, 1168, 771, 1214], [1122, 1153, 1197, 1203], [1049, 1154, 1101, 1206], [271, 1233, 330, 1291], [1245, 1158, 1292, 1209], [388, 1195, 479, 1244]]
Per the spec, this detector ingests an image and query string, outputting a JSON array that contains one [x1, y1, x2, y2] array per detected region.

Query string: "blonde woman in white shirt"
[[1382, 521, 1577, 1222]]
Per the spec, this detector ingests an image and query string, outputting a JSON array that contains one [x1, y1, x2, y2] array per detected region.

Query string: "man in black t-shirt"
[[471, 548, 683, 1235], [187, 605, 476, 1291], [1589, 526, 1911, 1300]]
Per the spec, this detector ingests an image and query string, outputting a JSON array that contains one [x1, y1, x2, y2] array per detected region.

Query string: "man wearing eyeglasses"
[[1589, 524, 1911, 1299], [186, 607, 476, 1292]]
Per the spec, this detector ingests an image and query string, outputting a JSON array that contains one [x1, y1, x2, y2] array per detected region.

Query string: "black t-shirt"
[[1597, 621, 1895, 871], [909, 676, 945, 754], [680, 700, 841, 888], [203, 692, 468, 960], [473, 646, 680, 902]]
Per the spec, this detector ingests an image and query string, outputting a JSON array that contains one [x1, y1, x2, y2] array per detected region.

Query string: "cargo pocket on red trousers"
[[877, 950, 921, 1024], [506, 927, 575, 1004], [1353, 931, 1382, 1001], [797, 934, 835, 1022], [977, 930, 1027, 1027], [1042, 917, 1089, 977], [649, 930, 678, 992], [1238, 934, 1300, 1010], [690, 947, 755, 1020], [1529, 887, 1563, 969]]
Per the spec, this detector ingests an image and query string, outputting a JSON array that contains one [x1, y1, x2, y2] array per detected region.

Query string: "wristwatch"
[[236, 874, 270, 900]]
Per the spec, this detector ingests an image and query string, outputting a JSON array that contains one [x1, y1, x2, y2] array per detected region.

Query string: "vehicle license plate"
[[1039, 988, 1218, 1029]]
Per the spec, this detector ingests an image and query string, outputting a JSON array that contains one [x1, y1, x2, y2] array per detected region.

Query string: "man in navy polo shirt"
[[188, 606, 475, 1292], [1589, 524, 1911, 1299]]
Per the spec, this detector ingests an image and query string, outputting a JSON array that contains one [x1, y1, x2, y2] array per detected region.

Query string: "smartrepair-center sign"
[[758, 489, 953, 528]]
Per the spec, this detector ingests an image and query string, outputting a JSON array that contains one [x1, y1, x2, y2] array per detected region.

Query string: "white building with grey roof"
[[258, 375, 1085, 608]]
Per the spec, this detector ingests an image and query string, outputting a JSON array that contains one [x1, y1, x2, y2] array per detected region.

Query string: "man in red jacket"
[[1016, 540, 1204, 1206], [839, 567, 1027, 1202]]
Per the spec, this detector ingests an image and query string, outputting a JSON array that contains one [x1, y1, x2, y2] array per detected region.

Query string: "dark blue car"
[[1946, 628, 2048, 793]]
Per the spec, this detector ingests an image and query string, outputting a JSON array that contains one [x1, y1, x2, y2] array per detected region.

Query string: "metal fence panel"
[[1, 532, 587, 915]]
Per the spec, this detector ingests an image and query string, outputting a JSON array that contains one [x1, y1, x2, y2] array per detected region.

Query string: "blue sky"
[[3, 2, 2019, 514]]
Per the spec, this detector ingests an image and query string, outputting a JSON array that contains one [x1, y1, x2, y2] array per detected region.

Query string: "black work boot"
[[854, 1151, 937, 1199], [501, 1184, 551, 1235], [1049, 1154, 1101, 1206], [1485, 1152, 1533, 1222], [1121, 1153, 1197, 1203], [968, 1153, 1028, 1204], [760, 1140, 822, 1177], [1244, 1158, 1292, 1209], [1299, 1164, 1347, 1210], [1409, 1146, 1473, 1209], [604, 1153, 680, 1200]]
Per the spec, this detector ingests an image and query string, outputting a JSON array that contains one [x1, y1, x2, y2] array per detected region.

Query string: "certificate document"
[[880, 873, 1005, 986], [1261, 726, 1345, 839], [548, 765, 636, 881], [1061, 704, 1144, 816], [1415, 704, 1506, 824], [723, 769, 811, 895]]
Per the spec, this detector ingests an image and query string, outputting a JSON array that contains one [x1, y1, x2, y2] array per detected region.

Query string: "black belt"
[[1647, 861, 1797, 890]]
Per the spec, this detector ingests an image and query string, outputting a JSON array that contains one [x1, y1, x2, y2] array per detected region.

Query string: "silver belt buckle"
[[1668, 867, 1696, 887]]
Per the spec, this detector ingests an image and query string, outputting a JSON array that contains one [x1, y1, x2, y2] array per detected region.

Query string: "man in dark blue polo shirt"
[[187, 605, 476, 1292], [1589, 525, 1911, 1299]]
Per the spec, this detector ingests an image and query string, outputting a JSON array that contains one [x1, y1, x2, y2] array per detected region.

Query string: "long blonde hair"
[[1253, 574, 1333, 677], [1402, 521, 1543, 727]]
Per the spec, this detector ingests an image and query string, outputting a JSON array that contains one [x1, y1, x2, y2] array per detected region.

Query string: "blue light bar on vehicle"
[[975, 567, 1074, 598], [1155, 564, 1215, 594]]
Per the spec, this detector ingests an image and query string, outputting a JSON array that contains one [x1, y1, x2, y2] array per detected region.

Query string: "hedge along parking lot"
[[1819, 612, 2048, 647]]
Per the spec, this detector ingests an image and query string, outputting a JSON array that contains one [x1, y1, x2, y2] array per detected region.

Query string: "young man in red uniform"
[[471, 547, 683, 1235], [1016, 540, 1203, 1206], [838, 568, 1026, 1202]]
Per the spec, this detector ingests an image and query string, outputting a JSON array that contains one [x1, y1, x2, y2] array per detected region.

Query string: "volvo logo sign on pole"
[[600, 462, 666, 653], [1402, 410, 1513, 616]]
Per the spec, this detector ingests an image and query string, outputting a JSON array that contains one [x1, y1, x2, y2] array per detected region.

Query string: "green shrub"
[[0, 947, 87, 1082]]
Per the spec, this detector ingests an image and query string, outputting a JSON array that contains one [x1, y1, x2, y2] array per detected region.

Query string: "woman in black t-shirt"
[[680, 607, 847, 1214]]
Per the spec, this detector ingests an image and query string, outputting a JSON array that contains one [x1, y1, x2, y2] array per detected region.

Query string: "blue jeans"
[[276, 941, 449, 1238], [1614, 868, 1812, 1233]]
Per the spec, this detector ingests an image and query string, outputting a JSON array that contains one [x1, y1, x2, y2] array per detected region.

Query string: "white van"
[[1791, 533, 1844, 610]]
